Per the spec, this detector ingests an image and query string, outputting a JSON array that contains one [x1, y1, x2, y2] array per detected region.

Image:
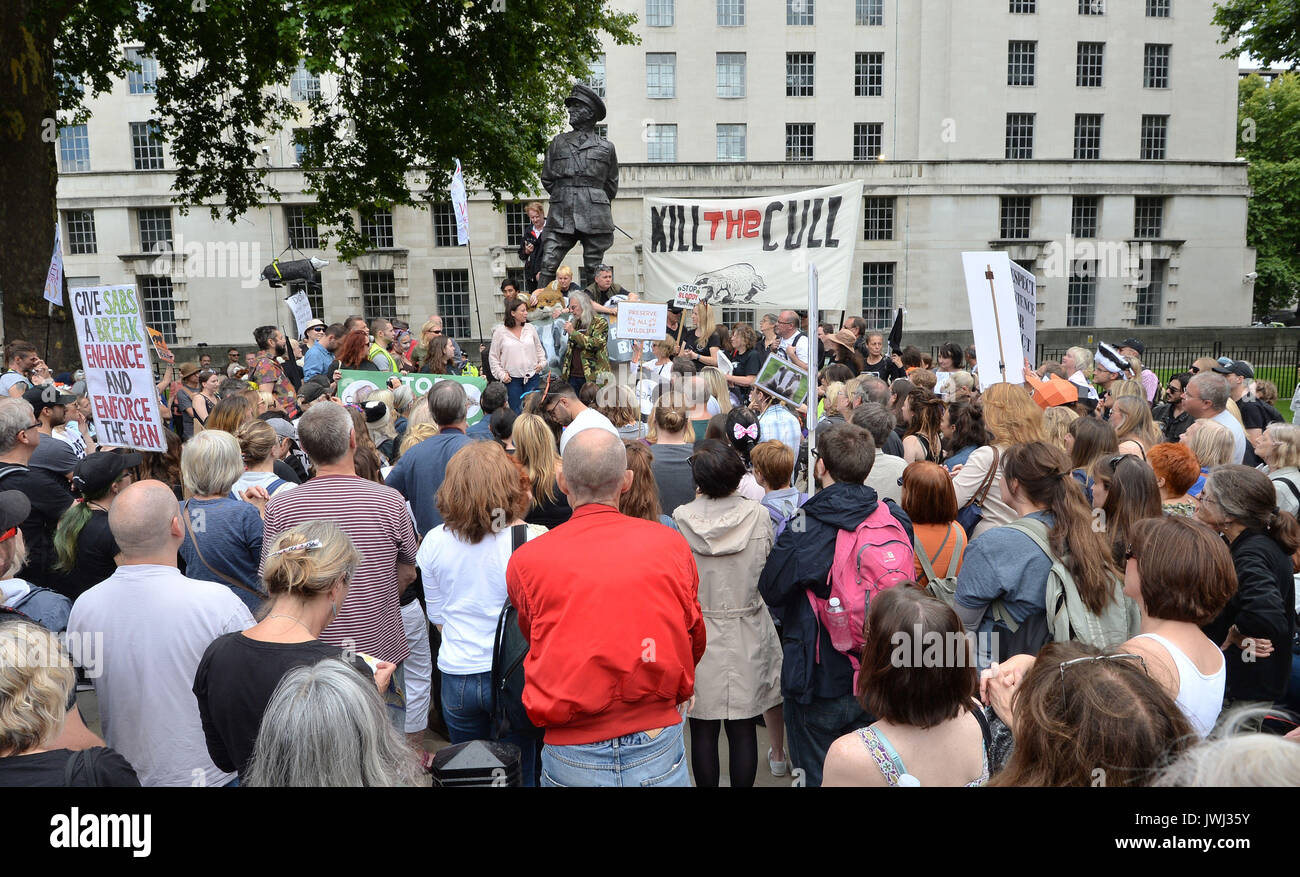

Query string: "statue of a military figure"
[[537, 83, 619, 290]]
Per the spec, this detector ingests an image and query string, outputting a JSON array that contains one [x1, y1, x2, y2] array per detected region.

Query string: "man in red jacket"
[[507, 428, 705, 786]]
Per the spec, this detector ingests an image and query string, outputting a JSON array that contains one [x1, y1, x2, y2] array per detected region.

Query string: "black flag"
[[887, 308, 904, 355]]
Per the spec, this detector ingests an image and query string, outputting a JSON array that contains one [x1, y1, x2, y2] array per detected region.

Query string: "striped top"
[[260, 475, 418, 664]]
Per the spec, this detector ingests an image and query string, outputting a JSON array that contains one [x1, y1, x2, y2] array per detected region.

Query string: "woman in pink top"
[[490, 296, 547, 414]]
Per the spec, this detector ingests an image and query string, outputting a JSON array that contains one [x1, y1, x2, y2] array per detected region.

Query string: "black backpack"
[[490, 525, 544, 741]]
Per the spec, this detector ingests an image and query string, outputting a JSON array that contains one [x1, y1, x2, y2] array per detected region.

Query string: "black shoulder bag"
[[490, 525, 544, 741]]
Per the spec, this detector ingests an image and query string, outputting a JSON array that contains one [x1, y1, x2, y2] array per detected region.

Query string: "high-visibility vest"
[[368, 342, 399, 373]]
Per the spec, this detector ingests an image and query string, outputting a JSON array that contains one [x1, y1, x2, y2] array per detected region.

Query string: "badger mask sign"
[[643, 182, 861, 312]]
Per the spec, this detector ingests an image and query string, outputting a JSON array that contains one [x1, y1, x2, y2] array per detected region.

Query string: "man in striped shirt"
[[259, 401, 419, 738]]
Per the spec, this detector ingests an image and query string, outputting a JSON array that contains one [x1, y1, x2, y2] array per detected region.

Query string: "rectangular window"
[[1144, 44, 1170, 88], [717, 53, 746, 98], [1079, 0, 1104, 14], [786, 123, 815, 161], [506, 203, 530, 247], [303, 285, 324, 322], [1005, 113, 1035, 159], [58, 124, 90, 172], [647, 53, 676, 98], [139, 276, 177, 344], [1140, 114, 1168, 160], [63, 210, 97, 255], [716, 124, 746, 161], [786, 53, 815, 97], [130, 121, 164, 170], [1009, 1, 1037, 12], [595, 124, 608, 139], [787, 0, 814, 26], [646, 0, 673, 26], [861, 263, 895, 328], [1134, 196, 1164, 238], [1077, 42, 1105, 87], [1066, 263, 1096, 327], [721, 307, 756, 326], [1136, 259, 1166, 326], [1008, 41, 1036, 86], [433, 270, 471, 338], [125, 47, 157, 94], [137, 207, 173, 253], [1146, 0, 1170, 16], [285, 205, 319, 250], [853, 122, 882, 161], [1000, 197, 1031, 240], [585, 55, 606, 99], [855, 53, 884, 97], [360, 209, 394, 248], [863, 197, 895, 241], [856, 0, 883, 25], [289, 61, 321, 101], [1071, 196, 1099, 239], [1074, 114, 1102, 160], [292, 128, 312, 166], [717, 0, 745, 26], [647, 124, 677, 162], [360, 270, 397, 320], [431, 202, 459, 247]]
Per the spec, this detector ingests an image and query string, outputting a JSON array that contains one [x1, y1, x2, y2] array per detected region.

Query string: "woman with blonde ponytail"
[[193, 520, 394, 779]]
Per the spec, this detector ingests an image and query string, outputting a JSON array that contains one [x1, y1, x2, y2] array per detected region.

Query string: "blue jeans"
[[506, 373, 540, 414], [783, 694, 872, 788], [441, 671, 538, 787], [540, 720, 690, 787]]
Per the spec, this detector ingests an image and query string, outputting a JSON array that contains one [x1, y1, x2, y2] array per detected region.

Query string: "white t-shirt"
[[558, 407, 620, 455], [418, 523, 546, 675], [231, 470, 296, 500], [779, 331, 809, 367], [1211, 409, 1247, 465], [66, 564, 254, 787]]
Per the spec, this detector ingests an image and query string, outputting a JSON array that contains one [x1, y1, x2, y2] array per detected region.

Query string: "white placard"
[[716, 350, 734, 376], [1009, 260, 1037, 363], [69, 285, 167, 452], [673, 283, 699, 309], [44, 223, 64, 307], [285, 290, 314, 340], [961, 252, 1025, 391], [619, 302, 668, 340], [643, 182, 861, 310]]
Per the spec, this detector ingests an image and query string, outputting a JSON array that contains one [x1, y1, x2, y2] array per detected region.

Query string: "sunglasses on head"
[[1058, 653, 1148, 681]]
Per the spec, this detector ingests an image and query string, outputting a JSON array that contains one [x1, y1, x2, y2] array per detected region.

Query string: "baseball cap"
[[23, 385, 77, 413], [1024, 372, 1080, 410], [298, 377, 331, 405], [1212, 360, 1254, 379], [1118, 338, 1145, 357], [0, 490, 31, 533], [29, 434, 80, 477], [1216, 356, 1233, 368], [266, 416, 298, 441], [71, 450, 143, 497]]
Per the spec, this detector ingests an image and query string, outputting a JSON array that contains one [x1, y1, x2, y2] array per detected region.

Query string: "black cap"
[[0, 490, 31, 532], [299, 378, 330, 405], [564, 83, 607, 122], [1118, 337, 1145, 357], [1212, 360, 1254, 379], [71, 450, 144, 497], [364, 400, 388, 423], [23, 384, 77, 413]]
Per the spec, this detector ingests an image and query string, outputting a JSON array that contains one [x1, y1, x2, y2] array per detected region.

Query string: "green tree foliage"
[[1238, 73, 1300, 317], [1214, 0, 1300, 67]]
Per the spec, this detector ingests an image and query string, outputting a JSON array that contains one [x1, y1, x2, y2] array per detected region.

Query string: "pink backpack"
[[807, 503, 914, 679]]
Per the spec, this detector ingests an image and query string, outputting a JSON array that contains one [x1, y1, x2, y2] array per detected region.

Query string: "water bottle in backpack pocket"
[[806, 503, 914, 679]]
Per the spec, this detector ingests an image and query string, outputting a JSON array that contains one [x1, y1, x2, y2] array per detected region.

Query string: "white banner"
[[450, 158, 470, 246], [285, 290, 314, 340], [44, 222, 64, 307], [643, 182, 861, 312], [69, 285, 168, 452], [961, 253, 1024, 392], [1009, 260, 1037, 364]]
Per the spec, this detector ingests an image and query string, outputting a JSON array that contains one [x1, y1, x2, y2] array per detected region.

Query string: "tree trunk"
[[0, 0, 78, 370]]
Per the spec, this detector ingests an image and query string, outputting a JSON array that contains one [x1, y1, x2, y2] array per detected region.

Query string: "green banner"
[[336, 370, 489, 426]]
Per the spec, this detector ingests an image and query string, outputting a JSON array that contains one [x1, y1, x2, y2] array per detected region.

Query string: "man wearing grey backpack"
[[758, 424, 913, 787], [951, 442, 1139, 670]]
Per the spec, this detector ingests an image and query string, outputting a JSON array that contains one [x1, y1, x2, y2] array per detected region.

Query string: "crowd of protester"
[[0, 304, 1298, 789]]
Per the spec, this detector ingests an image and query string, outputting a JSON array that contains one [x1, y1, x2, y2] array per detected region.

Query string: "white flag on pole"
[[44, 222, 64, 307], [450, 158, 470, 245]]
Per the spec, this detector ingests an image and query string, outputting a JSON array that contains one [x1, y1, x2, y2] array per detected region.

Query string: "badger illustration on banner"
[[692, 263, 767, 305]]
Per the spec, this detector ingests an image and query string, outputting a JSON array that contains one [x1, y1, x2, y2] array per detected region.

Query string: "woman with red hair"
[[329, 328, 378, 377], [901, 461, 965, 588], [1148, 442, 1200, 517]]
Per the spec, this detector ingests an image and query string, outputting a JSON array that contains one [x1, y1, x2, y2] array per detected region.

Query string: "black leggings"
[[689, 717, 758, 788]]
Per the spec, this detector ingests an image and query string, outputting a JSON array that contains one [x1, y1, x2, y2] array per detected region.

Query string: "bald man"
[[506, 429, 705, 786], [67, 480, 253, 787]]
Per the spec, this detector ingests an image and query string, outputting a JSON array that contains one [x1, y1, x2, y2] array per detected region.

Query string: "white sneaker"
[[768, 748, 789, 777]]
